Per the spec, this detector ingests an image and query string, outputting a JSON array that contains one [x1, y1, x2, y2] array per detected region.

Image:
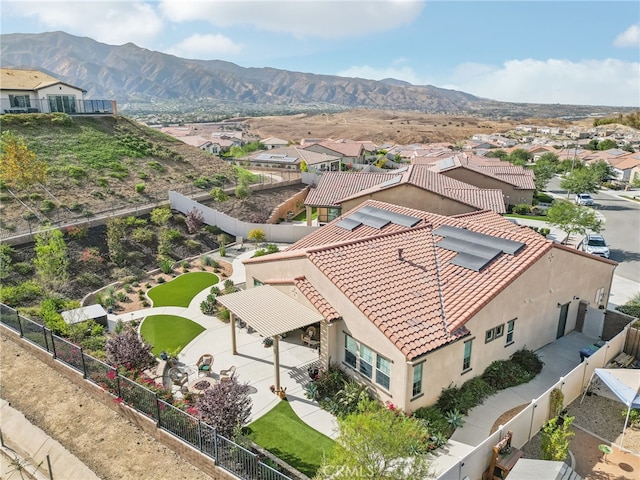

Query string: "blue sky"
[[2, 1, 639, 107]]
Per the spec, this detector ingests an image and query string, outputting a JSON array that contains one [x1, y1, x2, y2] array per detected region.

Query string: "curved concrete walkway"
[[109, 246, 339, 440]]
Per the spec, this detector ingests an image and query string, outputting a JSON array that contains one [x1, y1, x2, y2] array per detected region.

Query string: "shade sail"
[[216, 284, 324, 338], [593, 368, 640, 408]]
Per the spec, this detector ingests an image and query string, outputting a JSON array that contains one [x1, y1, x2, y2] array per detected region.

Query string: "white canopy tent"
[[581, 368, 640, 447]]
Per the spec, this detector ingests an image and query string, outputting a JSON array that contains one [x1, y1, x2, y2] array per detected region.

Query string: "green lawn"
[[504, 213, 547, 221], [147, 272, 219, 307], [293, 208, 318, 222], [140, 314, 205, 355], [246, 400, 335, 477]]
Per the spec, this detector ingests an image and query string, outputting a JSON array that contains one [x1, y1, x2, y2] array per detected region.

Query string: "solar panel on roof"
[[437, 237, 502, 260], [335, 217, 361, 230], [438, 157, 455, 170], [350, 211, 390, 229], [450, 252, 494, 271], [433, 225, 525, 255], [359, 205, 421, 227], [378, 175, 402, 188]]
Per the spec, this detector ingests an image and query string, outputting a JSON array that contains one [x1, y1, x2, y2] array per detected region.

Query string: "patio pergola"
[[216, 285, 324, 390]]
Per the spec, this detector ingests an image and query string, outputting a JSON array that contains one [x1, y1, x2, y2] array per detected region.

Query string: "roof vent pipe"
[[398, 248, 404, 261]]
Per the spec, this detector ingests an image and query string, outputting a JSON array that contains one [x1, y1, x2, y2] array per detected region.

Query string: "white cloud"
[[446, 58, 640, 107], [166, 34, 243, 59], [3, 1, 163, 47], [159, 0, 424, 38], [614, 25, 640, 48]]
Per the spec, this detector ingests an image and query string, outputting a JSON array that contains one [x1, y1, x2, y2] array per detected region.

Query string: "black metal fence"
[[0, 303, 293, 480]]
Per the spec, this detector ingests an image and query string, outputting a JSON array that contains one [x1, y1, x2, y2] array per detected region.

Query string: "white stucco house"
[[0, 68, 115, 114]]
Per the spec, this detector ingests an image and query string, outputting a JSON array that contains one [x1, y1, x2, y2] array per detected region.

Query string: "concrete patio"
[[109, 246, 340, 440]]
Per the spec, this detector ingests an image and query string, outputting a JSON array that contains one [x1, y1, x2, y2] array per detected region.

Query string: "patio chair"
[[197, 354, 214, 377], [301, 326, 317, 347], [219, 365, 236, 382]]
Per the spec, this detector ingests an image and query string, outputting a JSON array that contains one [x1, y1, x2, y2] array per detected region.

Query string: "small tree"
[[0, 131, 48, 188], [105, 328, 156, 373], [247, 228, 266, 245], [195, 378, 252, 438], [185, 208, 205, 234], [546, 199, 603, 242], [318, 399, 431, 479], [209, 187, 229, 202], [234, 180, 251, 201], [533, 153, 559, 191], [33, 228, 69, 291], [589, 160, 616, 184], [541, 416, 575, 461], [106, 217, 126, 266], [561, 168, 599, 194]]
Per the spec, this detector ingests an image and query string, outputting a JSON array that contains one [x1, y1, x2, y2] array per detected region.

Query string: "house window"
[[412, 363, 423, 397], [594, 288, 604, 306], [344, 334, 357, 368], [253, 279, 263, 287], [344, 333, 391, 390], [359, 344, 373, 379], [506, 320, 516, 344], [9, 95, 30, 108], [485, 324, 505, 343], [463, 339, 473, 371], [327, 207, 341, 222], [48, 95, 77, 113], [376, 355, 391, 390]]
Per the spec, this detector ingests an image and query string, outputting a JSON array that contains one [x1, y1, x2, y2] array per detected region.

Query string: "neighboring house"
[[237, 200, 615, 412], [243, 146, 340, 171], [609, 154, 640, 182], [261, 137, 289, 149], [304, 140, 366, 165], [304, 165, 506, 225], [208, 138, 236, 155], [0, 68, 114, 114], [426, 155, 536, 206]]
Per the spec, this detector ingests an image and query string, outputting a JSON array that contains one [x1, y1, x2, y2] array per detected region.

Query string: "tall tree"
[[533, 153, 559, 191], [597, 139, 618, 151], [589, 160, 615, 184], [33, 228, 69, 290], [507, 149, 533, 166], [106, 217, 127, 265], [0, 131, 47, 188], [546, 200, 602, 243], [317, 399, 431, 480]]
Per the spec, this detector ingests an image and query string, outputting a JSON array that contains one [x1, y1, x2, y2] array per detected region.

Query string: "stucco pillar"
[[306, 206, 312, 226], [230, 312, 237, 355], [319, 321, 331, 369], [273, 335, 281, 390]]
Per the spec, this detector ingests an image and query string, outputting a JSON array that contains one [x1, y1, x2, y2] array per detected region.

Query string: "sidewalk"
[[0, 399, 100, 480]]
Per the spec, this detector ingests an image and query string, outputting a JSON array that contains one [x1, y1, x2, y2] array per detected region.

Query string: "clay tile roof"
[[430, 155, 536, 190], [305, 171, 399, 207], [301, 205, 551, 359], [294, 277, 342, 322], [305, 140, 364, 157]]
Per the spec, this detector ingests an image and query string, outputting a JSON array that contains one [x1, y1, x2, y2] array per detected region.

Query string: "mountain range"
[[0, 31, 632, 118]]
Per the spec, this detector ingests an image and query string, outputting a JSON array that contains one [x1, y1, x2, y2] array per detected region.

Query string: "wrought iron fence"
[[0, 303, 295, 480]]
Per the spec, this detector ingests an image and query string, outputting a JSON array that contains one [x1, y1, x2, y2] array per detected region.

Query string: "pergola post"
[[305, 206, 312, 226], [230, 312, 237, 355], [273, 335, 281, 390]]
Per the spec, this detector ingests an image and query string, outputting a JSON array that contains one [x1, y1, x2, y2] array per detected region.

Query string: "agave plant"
[[445, 408, 465, 429]]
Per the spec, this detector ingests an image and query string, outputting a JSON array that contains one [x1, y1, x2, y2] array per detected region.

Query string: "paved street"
[[546, 177, 640, 283]]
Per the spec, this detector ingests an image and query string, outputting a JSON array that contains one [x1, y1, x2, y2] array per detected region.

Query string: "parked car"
[[582, 234, 610, 259], [575, 193, 594, 206]]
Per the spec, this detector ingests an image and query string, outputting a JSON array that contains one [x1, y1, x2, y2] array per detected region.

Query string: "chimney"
[[397, 248, 404, 261]]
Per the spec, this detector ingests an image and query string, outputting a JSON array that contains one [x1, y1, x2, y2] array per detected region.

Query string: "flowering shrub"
[[79, 247, 104, 265], [66, 225, 88, 239]]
